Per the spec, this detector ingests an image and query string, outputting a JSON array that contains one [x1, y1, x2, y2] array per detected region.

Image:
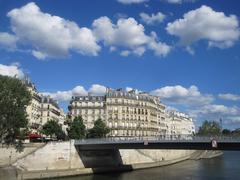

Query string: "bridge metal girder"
[[75, 141, 240, 151]]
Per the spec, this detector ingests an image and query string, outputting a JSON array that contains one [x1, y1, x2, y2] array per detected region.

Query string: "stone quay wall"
[[10, 141, 222, 180]]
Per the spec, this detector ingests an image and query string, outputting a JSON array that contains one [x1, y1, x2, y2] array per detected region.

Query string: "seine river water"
[[59, 151, 240, 180]]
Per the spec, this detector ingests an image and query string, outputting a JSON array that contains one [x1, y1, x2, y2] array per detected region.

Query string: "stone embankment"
[[0, 141, 222, 180], [0, 143, 45, 168], [0, 143, 45, 180]]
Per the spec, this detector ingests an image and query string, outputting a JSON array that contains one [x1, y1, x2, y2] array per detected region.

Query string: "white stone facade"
[[25, 81, 42, 130], [24, 79, 66, 132], [166, 111, 195, 138], [69, 96, 106, 129], [69, 88, 167, 137], [40, 96, 62, 125]]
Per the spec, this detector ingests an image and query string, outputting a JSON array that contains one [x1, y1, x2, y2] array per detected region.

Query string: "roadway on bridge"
[[75, 137, 240, 151]]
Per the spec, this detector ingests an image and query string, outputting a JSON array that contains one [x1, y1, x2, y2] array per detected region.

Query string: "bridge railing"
[[75, 135, 240, 144]]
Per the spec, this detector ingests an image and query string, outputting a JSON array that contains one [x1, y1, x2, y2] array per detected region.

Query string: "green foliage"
[[67, 116, 86, 139], [232, 128, 240, 136], [198, 120, 221, 136], [0, 75, 31, 151], [222, 129, 231, 136], [87, 118, 110, 138], [41, 120, 63, 139]]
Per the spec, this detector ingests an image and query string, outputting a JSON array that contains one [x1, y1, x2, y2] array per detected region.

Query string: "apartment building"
[[23, 78, 66, 131], [69, 88, 167, 137], [69, 95, 106, 129], [166, 110, 195, 138], [25, 79, 42, 130]]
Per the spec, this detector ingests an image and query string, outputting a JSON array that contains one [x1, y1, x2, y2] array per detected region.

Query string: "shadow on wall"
[[75, 146, 133, 173]]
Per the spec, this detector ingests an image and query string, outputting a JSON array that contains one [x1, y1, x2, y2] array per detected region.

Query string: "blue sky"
[[0, 0, 240, 129]]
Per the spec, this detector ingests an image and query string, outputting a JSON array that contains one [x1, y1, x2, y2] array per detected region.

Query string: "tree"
[[87, 118, 110, 138], [67, 116, 86, 139], [232, 128, 240, 136], [222, 129, 231, 136], [0, 75, 31, 151], [41, 120, 63, 139], [198, 120, 221, 136]]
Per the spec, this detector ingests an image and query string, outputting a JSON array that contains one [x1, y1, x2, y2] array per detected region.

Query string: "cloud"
[[41, 86, 88, 102], [117, 0, 149, 4], [120, 50, 131, 57], [166, 5, 240, 49], [189, 104, 240, 124], [41, 84, 107, 102], [88, 84, 106, 95], [93, 16, 171, 57], [125, 87, 140, 94], [117, 0, 196, 4], [1, 2, 171, 59], [0, 63, 24, 78], [0, 32, 18, 50], [224, 117, 240, 125], [185, 46, 195, 55], [93, 17, 149, 48], [150, 85, 214, 106], [140, 12, 166, 25], [165, 0, 182, 3], [32, 50, 47, 60], [218, 93, 240, 101], [7, 2, 100, 60], [164, 0, 196, 4], [195, 104, 239, 116]]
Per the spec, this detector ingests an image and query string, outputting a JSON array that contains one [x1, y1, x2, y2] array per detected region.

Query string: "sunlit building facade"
[[69, 88, 167, 137], [166, 110, 195, 138], [24, 78, 66, 132], [25, 79, 42, 130]]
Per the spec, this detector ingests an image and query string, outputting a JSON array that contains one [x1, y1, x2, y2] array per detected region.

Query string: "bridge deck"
[[75, 137, 240, 151]]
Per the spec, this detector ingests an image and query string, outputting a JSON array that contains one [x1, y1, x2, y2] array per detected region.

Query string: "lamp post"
[[220, 118, 223, 132]]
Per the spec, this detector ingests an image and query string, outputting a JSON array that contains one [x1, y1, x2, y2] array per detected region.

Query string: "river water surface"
[[59, 151, 240, 180]]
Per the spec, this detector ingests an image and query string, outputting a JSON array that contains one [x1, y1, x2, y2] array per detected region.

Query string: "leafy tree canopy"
[[198, 120, 221, 136], [232, 128, 240, 136], [0, 75, 31, 151], [67, 116, 86, 139], [87, 118, 110, 138], [222, 129, 231, 136], [41, 120, 63, 139]]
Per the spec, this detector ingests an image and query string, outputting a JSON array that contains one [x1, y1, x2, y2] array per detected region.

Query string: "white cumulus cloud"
[[150, 85, 214, 106], [164, 0, 195, 4], [0, 32, 18, 50], [117, 0, 149, 4], [41, 84, 107, 102], [118, 0, 196, 4], [140, 12, 166, 25], [218, 93, 240, 101], [166, 5, 240, 49], [0, 63, 24, 78], [41, 86, 88, 102], [7, 2, 100, 60], [189, 104, 240, 123], [93, 16, 171, 57], [197, 104, 239, 115], [165, 0, 182, 3], [88, 84, 107, 95]]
